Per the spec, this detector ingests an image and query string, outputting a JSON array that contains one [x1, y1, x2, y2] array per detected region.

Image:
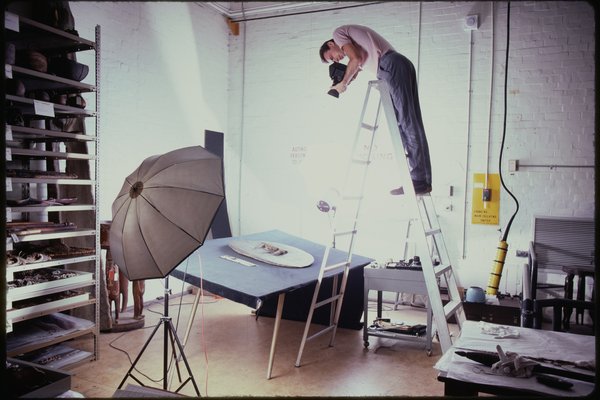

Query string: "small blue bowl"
[[465, 286, 486, 303]]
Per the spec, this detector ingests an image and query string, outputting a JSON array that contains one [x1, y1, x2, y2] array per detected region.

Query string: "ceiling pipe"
[[203, 2, 381, 21], [202, 2, 231, 15]]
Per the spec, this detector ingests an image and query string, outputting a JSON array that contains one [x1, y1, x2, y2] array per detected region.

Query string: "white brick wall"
[[68, 2, 230, 300], [227, 1, 595, 295], [68, 1, 594, 296], [70, 2, 230, 222]]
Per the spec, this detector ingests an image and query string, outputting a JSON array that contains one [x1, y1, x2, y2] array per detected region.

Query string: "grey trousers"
[[377, 51, 431, 186]]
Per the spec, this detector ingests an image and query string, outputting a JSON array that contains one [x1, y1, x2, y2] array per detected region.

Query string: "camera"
[[327, 62, 347, 98]]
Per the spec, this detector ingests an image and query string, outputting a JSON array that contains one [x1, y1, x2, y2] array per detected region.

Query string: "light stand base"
[[117, 277, 200, 396]]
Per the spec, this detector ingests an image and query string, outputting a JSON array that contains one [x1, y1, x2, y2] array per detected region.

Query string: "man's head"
[[319, 39, 345, 63]]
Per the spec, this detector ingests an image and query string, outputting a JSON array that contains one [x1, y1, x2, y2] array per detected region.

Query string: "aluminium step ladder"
[[294, 79, 383, 368], [295, 80, 465, 367], [370, 79, 465, 353]]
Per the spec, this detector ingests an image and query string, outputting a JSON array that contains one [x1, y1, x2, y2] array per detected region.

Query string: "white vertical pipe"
[[484, 2, 495, 205], [461, 29, 474, 259], [416, 2, 422, 85], [237, 7, 247, 236]]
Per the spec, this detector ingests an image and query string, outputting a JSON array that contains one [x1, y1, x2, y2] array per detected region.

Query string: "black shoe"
[[390, 186, 405, 195], [390, 181, 432, 196]]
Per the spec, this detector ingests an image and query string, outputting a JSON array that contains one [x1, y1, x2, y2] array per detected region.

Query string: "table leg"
[[426, 301, 433, 354], [267, 293, 285, 379], [363, 285, 369, 345], [576, 272, 587, 324], [563, 273, 575, 330]]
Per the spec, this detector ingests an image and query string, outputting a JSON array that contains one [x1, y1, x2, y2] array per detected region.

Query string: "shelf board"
[[9, 148, 96, 160], [365, 329, 428, 343], [56, 352, 96, 370], [7, 270, 95, 302], [8, 177, 95, 185], [7, 294, 95, 323], [9, 64, 95, 93], [9, 204, 96, 213], [6, 254, 98, 275], [6, 94, 96, 117], [7, 124, 96, 141], [8, 228, 96, 243], [6, 327, 96, 358], [6, 13, 95, 53]]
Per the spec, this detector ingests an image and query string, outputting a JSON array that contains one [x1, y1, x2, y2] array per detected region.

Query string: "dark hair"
[[319, 39, 334, 63]]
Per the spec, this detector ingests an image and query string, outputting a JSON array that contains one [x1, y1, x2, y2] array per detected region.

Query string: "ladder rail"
[[352, 99, 381, 214], [295, 245, 334, 367], [417, 194, 466, 330], [295, 81, 382, 369], [376, 79, 465, 353]]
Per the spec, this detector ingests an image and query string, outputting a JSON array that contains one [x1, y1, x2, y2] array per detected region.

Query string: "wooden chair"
[[533, 298, 595, 335], [521, 216, 594, 329], [528, 216, 594, 302]]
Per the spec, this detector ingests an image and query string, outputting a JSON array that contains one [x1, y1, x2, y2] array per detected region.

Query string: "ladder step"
[[323, 261, 349, 272], [306, 324, 336, 342], [350, 158, 370, 165], [333, 230, 356, 237], [434, 263, 452, 276], [425, 228, 441, 236], [315, 293, 343, 309], [443, 299, 462, 318], [360, 122, 377, 131]]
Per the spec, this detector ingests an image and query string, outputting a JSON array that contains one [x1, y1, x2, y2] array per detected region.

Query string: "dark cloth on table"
[[171, 230, 373, 329]]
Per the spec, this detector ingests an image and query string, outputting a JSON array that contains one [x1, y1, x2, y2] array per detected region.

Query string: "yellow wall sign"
[[472, 173, 500, 225]]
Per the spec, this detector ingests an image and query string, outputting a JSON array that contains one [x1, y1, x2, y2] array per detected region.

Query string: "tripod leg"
[[118, 320, 163, 389], [166, 319, 201, 396], [167, 322, 183, 383]]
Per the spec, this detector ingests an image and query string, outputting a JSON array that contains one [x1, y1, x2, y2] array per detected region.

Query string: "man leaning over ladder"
[[319, 24, 432, 195]]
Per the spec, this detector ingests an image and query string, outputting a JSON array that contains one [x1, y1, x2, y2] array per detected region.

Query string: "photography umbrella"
[[110, 145, 224, 280], [110, 145, 224, 395]]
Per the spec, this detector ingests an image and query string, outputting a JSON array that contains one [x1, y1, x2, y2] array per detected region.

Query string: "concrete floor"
[[69, 291, 456, 397]]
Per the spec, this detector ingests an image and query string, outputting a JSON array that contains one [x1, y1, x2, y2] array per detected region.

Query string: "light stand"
[[317, 199, 337, 248], [117, 276, 200, 396]]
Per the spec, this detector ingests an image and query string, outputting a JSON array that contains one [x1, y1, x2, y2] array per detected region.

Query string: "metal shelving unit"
[[4, 11, 101, 368]]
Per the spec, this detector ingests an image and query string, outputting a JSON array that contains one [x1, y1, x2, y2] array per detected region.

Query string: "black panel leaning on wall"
[[205, 130, 232, 239]]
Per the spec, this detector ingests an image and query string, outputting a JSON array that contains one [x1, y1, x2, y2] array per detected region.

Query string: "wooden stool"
[[562, 266, 595, 330]]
